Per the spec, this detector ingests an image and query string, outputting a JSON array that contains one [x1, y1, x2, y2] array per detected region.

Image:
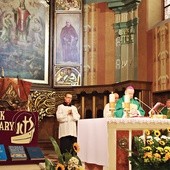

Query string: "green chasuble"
[[115, 95, 145, 118], [161, 107, 170, 118]]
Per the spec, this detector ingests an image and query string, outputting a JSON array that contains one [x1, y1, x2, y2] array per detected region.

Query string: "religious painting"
[[54, 13, 82, 65], [0, 0, 49, 84], [55, 0, 81, 11], [54, 65, 81, 86]]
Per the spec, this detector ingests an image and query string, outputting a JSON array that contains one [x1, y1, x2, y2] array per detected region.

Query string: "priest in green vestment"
[[161, 99, 170, 118], [115, 86, 145, 118]]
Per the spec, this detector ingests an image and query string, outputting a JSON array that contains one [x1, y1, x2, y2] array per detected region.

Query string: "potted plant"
[[45, 136, 84, 170], [128, 129, 170, 170]]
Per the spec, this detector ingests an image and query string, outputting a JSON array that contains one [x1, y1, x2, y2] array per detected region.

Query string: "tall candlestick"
[[124, 94, 130, 115], [124, 94, 130, 103], [17, 77, 20, 97], [109, 92, 115, 102], [1, 67, 4, 78], [109, 92, 116, 117]]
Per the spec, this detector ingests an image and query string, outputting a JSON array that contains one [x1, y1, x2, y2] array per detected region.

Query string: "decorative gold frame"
[[54, 0, 83, 87]]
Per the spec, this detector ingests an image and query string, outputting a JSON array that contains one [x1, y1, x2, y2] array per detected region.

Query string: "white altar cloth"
[[77, 117, 170, 170], [77, 118, 108, 166], [107, 117, 170, 125]]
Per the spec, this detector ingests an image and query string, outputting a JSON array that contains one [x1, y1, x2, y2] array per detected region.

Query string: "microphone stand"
[[134, 97, 158, 117], [159, 105, 166, 114]]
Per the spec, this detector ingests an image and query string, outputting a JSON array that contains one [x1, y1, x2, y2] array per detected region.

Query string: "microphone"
[[134, 97, 152, 110]]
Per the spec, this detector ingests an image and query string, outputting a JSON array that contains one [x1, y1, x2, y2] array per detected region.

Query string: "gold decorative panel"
[[28, 90, 76, 120]]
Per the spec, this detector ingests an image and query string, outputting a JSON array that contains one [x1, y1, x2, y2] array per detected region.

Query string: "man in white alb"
[[56, 92, 80, 154]]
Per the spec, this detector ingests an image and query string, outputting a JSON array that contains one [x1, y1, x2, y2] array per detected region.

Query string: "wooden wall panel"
[[152, 23, 170, 92]]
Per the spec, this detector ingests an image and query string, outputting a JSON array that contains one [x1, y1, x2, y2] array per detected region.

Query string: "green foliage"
[[49, 136, 64, 164], [45, 158, 56, 170], [47, 136, 83, 170], [128, 129, 170, 170]]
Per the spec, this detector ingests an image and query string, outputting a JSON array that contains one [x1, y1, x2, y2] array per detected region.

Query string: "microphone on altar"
[[134, 97, 152, 110], [134, 97, 158, 116]]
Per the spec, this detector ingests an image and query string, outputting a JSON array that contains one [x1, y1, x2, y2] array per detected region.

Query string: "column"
[[107, 0, 141, 82]]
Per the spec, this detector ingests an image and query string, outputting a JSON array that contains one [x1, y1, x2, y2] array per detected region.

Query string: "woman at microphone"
[[114, 86, 145, 118]]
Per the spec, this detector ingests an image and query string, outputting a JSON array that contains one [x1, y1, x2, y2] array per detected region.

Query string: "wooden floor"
[[0, 164, 42, 170]]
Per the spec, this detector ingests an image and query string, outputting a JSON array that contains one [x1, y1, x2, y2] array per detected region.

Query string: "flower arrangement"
[[45, 136, 84, 170], [128, 128, 170, 170]]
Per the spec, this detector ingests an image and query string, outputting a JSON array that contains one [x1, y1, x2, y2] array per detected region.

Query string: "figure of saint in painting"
[[60, 21, 79, 63], [13, 0, 31, 42]]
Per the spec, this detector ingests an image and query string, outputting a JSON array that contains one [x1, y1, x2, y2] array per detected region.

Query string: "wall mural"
[[54, 65, 81, 86], [0, 0, 49, 84]]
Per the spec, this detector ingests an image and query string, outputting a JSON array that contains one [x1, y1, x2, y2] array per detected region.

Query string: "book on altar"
[[8, 145, 27, 161], [0, 144, 7, 161], [26, 146, 45, 160]]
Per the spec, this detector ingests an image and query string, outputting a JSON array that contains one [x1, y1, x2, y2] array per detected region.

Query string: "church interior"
[[0, 0, 170, 169]]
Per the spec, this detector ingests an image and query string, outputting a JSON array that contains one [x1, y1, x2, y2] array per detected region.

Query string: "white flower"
[[67, 157, 79, 170], [139, 135, 145, 141], [161, 135, 167, 140], [147, 135, 153, 140], [154, 136, 161, 142]]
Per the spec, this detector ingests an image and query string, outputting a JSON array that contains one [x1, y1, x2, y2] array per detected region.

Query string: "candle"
[[124, 94, 130, 103], [1, 67, 4, 78], [109, 93, 115, 103]]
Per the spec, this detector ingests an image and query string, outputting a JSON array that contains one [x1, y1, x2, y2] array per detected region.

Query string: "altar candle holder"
[[1, 67, 4, 78], [109, 92, 115, 117], [124, 94, 130, 118]]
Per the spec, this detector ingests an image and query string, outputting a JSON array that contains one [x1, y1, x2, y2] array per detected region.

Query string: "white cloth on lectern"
[[77, 118, 108, 166]]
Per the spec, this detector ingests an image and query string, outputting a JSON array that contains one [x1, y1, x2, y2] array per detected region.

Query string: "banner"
[[0, 111, 38, 147]]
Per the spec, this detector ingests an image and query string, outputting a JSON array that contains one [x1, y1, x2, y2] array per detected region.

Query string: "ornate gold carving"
[[28, 91, 56, 120], [28, 90, 76, 120], [55, 0, 81, 11]]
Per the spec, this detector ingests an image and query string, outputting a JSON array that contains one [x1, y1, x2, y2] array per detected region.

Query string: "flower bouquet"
[[128, 129, 170, 170], [45, 136, 84, 170]]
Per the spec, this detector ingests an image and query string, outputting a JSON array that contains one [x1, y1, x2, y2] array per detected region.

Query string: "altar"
[[77, 118, 170, 170]]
